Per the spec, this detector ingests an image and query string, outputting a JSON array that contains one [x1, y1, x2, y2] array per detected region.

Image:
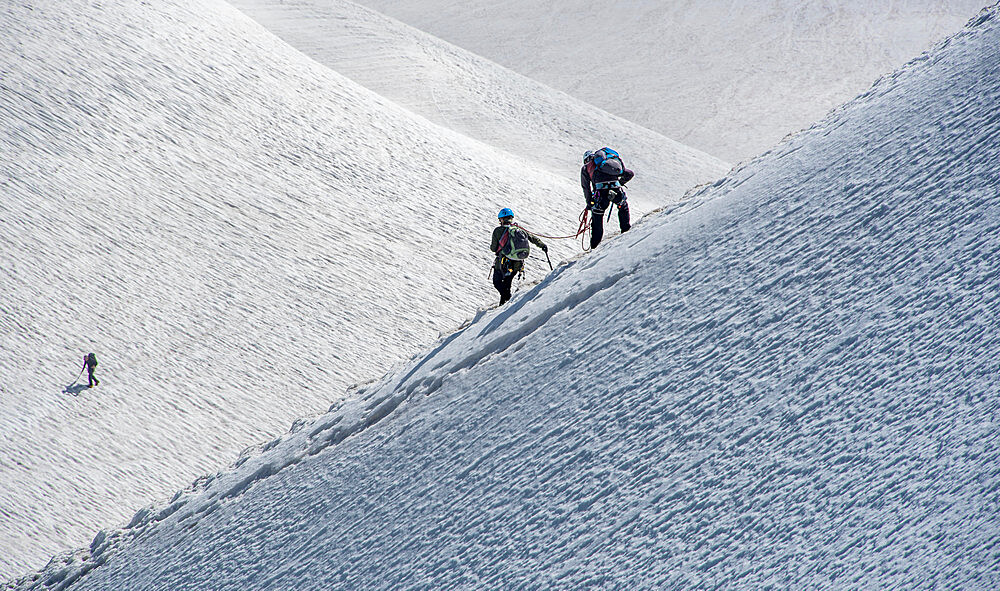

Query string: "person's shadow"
[[63, 383, 89, 396]]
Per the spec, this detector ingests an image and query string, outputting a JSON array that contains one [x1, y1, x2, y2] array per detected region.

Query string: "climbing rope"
[[514, 209, 592, 252], [578, 209, 592, 252]]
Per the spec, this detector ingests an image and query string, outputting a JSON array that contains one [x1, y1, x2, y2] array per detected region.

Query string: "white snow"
[[7, 3, 1000, 590], [351, 0, 988, 162], [0, 0, 724, 579], [228, 0, 721, 199]]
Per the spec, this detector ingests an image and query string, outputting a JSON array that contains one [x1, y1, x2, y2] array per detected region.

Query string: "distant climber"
[[82, 352, 99, 388], [582, 148, 634, 249], [491, 208, 547, 306]]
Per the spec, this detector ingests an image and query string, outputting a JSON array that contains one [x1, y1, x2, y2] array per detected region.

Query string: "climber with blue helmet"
[[490, 207, 547, 306]]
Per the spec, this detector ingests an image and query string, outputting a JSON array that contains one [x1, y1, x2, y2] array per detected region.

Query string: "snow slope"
[[11, 5, 1000, 590], [0, 0, 725, 578], [354, 0, 987, 162], [228, 0, 726, 200]]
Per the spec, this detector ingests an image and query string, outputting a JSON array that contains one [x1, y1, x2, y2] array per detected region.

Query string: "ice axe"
[[70, 365, 85, 385]]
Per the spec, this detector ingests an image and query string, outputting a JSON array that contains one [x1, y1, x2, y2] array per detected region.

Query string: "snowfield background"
[[4, 0, 1000, 588], [353, 0, 987, 161], [229, 0, 718, 193]]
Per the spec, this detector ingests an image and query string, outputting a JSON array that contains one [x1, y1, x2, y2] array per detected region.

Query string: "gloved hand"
[[541, 244, 548, 253]]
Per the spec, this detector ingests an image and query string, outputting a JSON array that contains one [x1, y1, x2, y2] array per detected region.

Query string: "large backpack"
[[498, 225, 531, 261], [592, 147, 624, 176], [86, 352, 98, 367]]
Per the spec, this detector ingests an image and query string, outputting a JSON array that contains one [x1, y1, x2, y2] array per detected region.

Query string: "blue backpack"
[[593, 147, 624, 175]]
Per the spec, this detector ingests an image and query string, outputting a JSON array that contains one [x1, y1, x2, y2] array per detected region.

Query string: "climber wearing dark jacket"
[[82, 352, 99, 388], [491, 207, 547, 306], [581, 148, 634, 249]]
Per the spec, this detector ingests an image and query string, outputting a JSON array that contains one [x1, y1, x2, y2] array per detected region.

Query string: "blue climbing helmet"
[[583, 150, 595, 163], [497, 207, 514, 220]]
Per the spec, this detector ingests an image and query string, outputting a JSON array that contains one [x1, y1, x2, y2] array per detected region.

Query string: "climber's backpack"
[[593, 147, 624, 175], [498, 225, 531, 261]]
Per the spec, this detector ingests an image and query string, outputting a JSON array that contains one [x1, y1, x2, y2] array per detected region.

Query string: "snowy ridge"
[[5, 192, 714, 591], [1, 178, 696, 587], [0, 0, 726, 577], [9, 5, 1000, 589]]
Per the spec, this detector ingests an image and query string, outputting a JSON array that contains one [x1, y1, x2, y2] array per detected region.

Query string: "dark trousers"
[[87, 367, 99, 387], [493, 267, 514, 305], [493, 257, 523, 305], [589, 189, 630, 249]]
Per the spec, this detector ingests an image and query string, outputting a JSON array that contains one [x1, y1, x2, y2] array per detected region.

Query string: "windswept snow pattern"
[[10, 6, 1000, 591], [0, 0, 725, 578]]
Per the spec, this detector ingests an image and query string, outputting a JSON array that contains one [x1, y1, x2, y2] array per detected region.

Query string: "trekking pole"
[[544, 250, 553, 270], [70, 365, 85, 385]]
